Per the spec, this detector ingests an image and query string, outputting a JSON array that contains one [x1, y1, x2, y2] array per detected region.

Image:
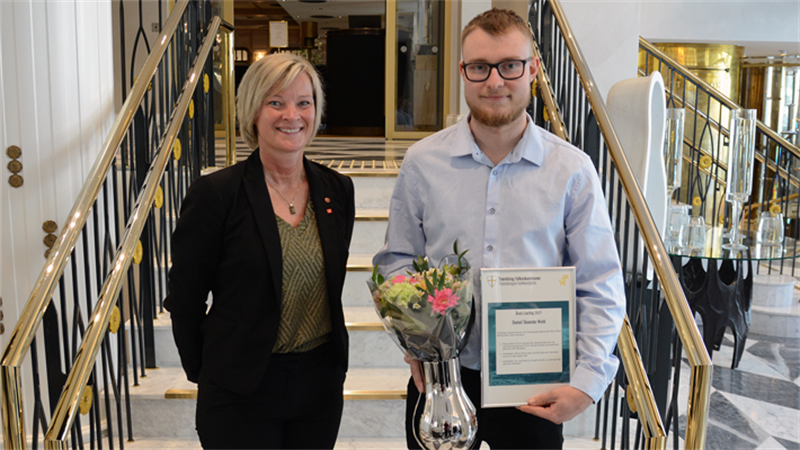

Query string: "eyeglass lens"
[[464, 60, 528, 81]]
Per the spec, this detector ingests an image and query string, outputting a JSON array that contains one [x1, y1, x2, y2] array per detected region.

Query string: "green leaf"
[[371, 264, 379, 283]]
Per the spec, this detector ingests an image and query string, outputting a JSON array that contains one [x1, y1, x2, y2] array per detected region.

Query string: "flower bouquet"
[[367, 241, 477, 450]]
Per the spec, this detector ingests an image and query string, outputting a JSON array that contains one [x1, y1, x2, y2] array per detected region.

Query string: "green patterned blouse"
[[272, 199, 332, 353]]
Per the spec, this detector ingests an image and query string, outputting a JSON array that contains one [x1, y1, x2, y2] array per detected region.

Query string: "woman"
[[165, 53, 355, 449]]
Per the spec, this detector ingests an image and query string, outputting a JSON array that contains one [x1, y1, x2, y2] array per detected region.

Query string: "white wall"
[[640, 1, 800, 56], [0, 0, 115, 433], [558, 0, 800, 101]]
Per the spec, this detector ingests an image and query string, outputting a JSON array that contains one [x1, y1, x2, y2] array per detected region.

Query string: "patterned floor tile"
[[773, 436, 800, 450], [718, 391, 800, 443]]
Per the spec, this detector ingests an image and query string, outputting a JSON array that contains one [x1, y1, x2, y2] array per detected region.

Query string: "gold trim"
[[338, 169, 400, 177], [345, 323, 384, 331], [347, 263, 373, 272], [165, 389, 197, 399], [220, 24, 237, 167], [343, 390, 406, 400], [442, 0, 451, 122], [355, 212, 389, 221], [617, 317, 667, 449], [384, 0, 397, 139], [163, 389, 408, 401]]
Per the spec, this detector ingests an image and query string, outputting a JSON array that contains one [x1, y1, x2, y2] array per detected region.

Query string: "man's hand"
[[516, 386, 592, 424], [404, 353, 425, 393]]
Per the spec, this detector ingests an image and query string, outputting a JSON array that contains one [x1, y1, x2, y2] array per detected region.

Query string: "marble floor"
[[674, 330, 800, 450]]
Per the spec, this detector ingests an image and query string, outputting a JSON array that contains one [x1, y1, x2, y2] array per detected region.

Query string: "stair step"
[[351, 219, 387, 255], [347, 254, 374, 272], [349, 174, 397, 210], [163, 367, 409, 400]]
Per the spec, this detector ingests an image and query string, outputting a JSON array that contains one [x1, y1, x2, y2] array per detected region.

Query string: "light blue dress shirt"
[[373, 114, 625, 402]]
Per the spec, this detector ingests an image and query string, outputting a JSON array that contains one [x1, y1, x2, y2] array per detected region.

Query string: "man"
[[373, 8, 625, 449]]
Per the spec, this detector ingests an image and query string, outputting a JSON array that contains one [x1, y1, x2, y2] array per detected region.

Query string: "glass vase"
[[722, 109, 756, 251]]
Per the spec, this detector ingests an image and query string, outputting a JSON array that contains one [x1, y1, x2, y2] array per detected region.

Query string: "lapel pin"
[[326, 208, 333, 214], [324, 197, 331, 203]]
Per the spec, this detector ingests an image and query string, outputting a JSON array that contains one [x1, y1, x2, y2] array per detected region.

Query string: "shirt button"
[[492, 170, 497, 175], [489, 208, 495, 214], [487, 245, 493, 252]]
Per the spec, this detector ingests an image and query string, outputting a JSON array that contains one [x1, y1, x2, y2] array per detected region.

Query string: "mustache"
[[480, 90, 511, 97]]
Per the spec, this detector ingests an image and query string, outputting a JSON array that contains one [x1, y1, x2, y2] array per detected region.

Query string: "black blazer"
[[165, 150, 355, 395]]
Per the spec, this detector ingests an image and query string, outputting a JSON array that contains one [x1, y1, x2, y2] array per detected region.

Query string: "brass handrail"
[[639, 37, 800, 158], [0, 1, 192, 447], [547, 2, 712, 448], [618, 317, 667, 449], [220, 21, 237, 167], [42, 16, 222, 450], [534, 43, 666, 449], [531, 36, 568, 140]]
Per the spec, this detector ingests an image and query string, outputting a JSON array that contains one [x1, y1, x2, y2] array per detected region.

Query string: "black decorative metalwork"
[[16, 1, 217, 448], [529, 1, 675, 449], [639, 41, 800, 279]]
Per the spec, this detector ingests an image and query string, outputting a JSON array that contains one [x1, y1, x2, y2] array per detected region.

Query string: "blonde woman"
[[166, 53, 354, 449]]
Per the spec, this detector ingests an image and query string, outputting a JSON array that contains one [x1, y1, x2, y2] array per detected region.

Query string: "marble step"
[[348, 173, 397, 210], [113, 361, 602, 441], [126, 366, 409, 439], [153, 305, 405, 370], [749, 269, 800, 338], [351, 209, 388, 255]]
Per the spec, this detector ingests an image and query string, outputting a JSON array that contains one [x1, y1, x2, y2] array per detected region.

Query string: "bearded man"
[[373, 8, 625, 449]]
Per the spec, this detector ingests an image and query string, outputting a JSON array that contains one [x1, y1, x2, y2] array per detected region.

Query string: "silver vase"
[[414, 357, 478, 450]]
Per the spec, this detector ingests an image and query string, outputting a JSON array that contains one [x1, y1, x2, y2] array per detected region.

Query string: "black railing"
[[0, 1, 217, 448], [640, 38, 800, 277], [529, 1, 712, 449]]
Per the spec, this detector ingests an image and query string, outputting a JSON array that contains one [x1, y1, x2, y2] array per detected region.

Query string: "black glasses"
[[461, 58, 531, 82]]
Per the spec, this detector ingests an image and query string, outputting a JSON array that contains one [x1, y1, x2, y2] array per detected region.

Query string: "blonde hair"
[[236, 53, 325, 149], [461, 8, 533, 49]]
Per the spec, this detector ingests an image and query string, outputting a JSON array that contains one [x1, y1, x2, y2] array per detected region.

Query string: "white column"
[[0, 0, 114, 426]]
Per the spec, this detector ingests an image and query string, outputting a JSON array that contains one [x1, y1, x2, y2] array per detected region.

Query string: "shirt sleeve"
[[372, 157, 425, 278], [564, 159, 626, 402]]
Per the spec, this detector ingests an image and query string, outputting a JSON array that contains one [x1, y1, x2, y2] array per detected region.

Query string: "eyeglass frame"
[[461, 58, 533, 82]]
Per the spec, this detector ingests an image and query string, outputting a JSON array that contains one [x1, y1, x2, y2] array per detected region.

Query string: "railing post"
[[1, 367, 26, 449], [221, 23, 236, 167]]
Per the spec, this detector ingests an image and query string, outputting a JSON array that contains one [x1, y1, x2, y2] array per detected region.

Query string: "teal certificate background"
[[487, 301, 571, 386]]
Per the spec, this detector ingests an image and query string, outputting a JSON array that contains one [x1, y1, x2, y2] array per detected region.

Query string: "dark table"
[[668, 226, 794, 369]]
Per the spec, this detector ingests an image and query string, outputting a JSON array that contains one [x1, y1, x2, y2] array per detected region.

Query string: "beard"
[[466, 90, 530, 128]]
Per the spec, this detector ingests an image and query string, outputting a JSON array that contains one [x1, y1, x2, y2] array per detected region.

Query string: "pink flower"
[[428, 288, 459, 315], [391, 275, 408, 285]]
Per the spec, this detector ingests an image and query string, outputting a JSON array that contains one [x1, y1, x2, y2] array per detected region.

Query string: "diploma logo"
[[487, 276, 497, 287], [559, 274, 569, 286]]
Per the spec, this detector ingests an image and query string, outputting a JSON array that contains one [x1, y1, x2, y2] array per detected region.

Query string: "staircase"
[[116, 162, 604, 449]]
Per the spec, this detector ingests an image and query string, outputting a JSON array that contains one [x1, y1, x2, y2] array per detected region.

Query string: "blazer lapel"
[[305, 159, 344, 301], [242, 151, 284, 308]]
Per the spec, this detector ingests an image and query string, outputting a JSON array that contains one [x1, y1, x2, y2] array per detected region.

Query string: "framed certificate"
[[480, 267, 576, 408]]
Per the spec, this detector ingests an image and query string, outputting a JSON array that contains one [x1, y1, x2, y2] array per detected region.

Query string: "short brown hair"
[[236, 53, 325, 149], [461, 8, 533, 48]]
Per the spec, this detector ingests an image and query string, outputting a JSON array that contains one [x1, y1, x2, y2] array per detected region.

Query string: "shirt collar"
[[448, 113, 545, 167]]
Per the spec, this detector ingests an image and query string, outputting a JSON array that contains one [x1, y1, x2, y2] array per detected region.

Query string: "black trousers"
[[406, 367, 563, 450], [196, 342, 345, 449]]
